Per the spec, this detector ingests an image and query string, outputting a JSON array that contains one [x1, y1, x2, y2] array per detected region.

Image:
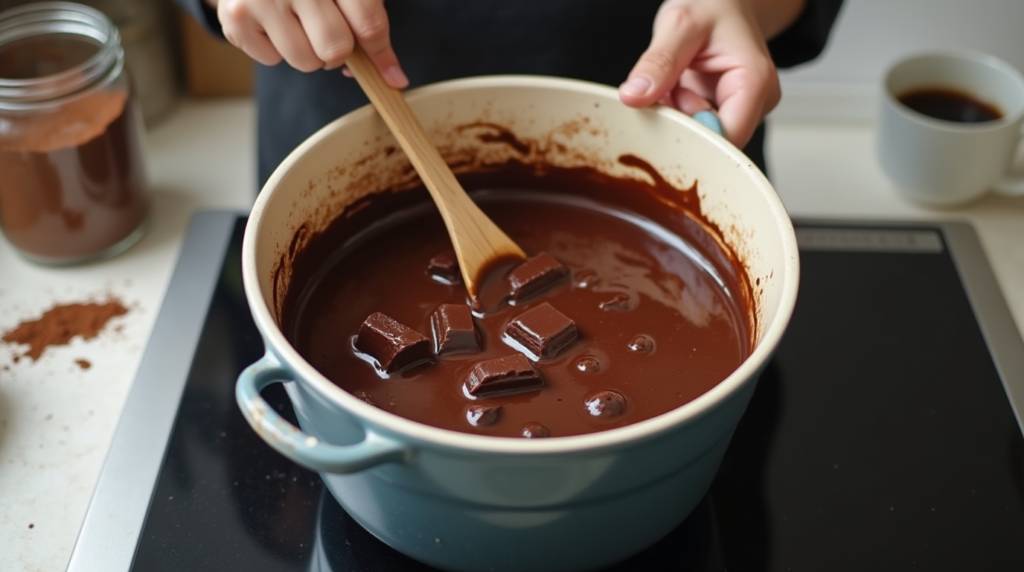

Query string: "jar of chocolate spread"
[[0, 1, 149, 265]]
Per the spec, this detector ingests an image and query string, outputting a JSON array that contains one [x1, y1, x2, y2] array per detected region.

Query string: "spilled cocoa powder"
[[2, 299, 128, 361]]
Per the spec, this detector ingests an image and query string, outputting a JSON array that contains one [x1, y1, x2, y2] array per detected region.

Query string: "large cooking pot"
[[236, 76, 799, 572]]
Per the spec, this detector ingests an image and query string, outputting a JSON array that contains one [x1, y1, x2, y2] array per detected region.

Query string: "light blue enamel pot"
[[238, 76, 799, 572]]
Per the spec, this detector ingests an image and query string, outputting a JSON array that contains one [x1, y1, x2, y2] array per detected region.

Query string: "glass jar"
[[0, 1, 149, 265]]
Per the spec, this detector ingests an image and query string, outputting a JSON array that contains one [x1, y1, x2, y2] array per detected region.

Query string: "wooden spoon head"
[[346, 45, 527, 307]]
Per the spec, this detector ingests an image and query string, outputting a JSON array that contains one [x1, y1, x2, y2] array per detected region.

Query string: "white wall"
[[774, 0, 1024, 122]]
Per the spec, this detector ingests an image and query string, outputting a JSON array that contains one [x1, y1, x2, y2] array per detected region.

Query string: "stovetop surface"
[[74, 213, 1024, 571]]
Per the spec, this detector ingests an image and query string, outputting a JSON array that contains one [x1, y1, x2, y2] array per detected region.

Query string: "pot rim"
[[242, 74, 800, 455]]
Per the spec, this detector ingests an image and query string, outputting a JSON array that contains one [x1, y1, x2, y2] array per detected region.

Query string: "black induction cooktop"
[[68, 212, 1024, 571]]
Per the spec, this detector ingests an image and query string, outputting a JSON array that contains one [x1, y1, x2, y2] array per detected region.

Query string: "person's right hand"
[[618, 0, 804, 149], [212, 0, 409, 88]]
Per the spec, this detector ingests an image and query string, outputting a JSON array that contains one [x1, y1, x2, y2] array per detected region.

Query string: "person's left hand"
[[618, 0, 784, 148]]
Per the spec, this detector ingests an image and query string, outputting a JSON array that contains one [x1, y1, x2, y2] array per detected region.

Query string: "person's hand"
[[619, 0, 800, 148], [212, 0, 409, 88]]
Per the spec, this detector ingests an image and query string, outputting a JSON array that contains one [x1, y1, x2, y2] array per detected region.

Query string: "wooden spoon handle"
[[345, 47, 526, 298]]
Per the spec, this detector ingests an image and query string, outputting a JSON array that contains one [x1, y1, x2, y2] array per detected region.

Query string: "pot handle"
[[236, 354, 411, 473], [692, 109, 725, 138]]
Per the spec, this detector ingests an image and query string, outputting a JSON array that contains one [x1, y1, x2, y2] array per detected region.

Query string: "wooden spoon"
[[345, 46, 526, 303]]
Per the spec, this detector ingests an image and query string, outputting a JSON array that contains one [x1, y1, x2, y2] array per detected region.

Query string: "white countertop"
[[1, 96, 1022, 572]]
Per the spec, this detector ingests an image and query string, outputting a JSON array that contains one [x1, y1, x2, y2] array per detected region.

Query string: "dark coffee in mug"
[[897, 88, 1002, 123]]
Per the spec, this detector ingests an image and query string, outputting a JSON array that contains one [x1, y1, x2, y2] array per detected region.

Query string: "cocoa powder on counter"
[[2, 298, 129, 361]]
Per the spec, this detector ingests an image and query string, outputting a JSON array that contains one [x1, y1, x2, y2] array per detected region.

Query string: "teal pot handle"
[[692, 109, 724, 137], [236, 354, 411, 473]]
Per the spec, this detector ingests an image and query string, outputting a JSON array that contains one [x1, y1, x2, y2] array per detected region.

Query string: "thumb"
[[619, 5, 710, 107]]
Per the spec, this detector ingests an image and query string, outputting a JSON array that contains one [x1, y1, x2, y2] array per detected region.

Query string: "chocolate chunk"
[[427, 250, 461, 284], [574, 269, 601, 288], [575, 355, 602, 373], [521, 422, 550, 438], [504, 302, 577, 360], [627, 334, 655, 353], [431, 304, 480, 355], [354, 312, 432, 373], [465, 354, 544, 398], [584, 390, 627, 418], [508, 251, 568, 302], [598, 293, 633, 311], [466, 404, 503, 427]]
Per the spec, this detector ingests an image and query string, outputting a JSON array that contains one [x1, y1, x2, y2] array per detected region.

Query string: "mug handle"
[[236, 354, 411, 473], [994, 125, 1024, 196], [994, 177, 1024, 196]]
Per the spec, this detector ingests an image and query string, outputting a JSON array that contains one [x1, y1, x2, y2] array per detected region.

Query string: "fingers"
[[618, 0, 782, 149], [217, 0, 407, 87], [218, 0, 285, 67], [220, 0, 324, 71], [670, 86, 714, 116], [255, 2, 323, 72], [336, 0, 408, 87], [292, 0, 354, 70], [619, 3, 709, 107], [678, 42, 780, 147], [709, 64, 780, 147]]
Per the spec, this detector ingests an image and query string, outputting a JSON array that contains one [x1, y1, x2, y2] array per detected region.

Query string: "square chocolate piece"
[[427, 250, 461, 284], [505, 302, 578, 360], [465, 354, 544, 398], [354, 312, 432, 373], [430, 303, 480, 355], [507, 251, 568, 302], [466, 404, 502, 427]]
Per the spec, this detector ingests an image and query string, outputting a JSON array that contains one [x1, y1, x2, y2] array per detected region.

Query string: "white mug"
[[877, 49, 1024, 207]]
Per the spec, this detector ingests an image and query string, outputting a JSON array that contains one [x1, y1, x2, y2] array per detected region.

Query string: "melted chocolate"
[[283, 160, 753, 437]]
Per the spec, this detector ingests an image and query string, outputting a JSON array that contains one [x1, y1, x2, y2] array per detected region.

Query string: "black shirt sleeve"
[[768, 0, 845, 69]]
